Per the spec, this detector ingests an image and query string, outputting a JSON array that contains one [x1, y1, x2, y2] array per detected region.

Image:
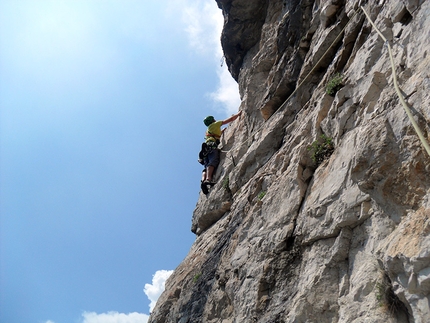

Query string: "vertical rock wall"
[[149, 0, 430, 322]]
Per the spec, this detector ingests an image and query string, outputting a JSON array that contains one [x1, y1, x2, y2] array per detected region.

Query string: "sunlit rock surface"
[[149, 1, 430, 322]]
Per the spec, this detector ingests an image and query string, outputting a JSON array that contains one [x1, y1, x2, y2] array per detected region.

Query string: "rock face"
[[149, 0, 430, 322]]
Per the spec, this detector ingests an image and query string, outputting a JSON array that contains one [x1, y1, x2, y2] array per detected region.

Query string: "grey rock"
[[149, 0, 430, 322]]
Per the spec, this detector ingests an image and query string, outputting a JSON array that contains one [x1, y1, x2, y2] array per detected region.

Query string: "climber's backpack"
[[198, 141, 218, 165]]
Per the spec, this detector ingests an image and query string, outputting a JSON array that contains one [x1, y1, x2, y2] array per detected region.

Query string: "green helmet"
[[203, 116, 215, 126]]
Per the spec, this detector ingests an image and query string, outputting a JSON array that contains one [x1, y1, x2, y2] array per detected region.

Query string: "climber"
[[199, 111, 242, 195]]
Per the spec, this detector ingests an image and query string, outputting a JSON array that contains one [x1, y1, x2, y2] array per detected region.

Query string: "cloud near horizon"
[[44, 268, 172, 323], [144, 270, 174, 313], [45, 311, 150, 323], [81, 311, 149, 323]]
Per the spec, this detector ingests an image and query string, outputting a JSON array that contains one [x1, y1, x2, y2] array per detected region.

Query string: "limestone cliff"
[[149, 0, 430, 322]]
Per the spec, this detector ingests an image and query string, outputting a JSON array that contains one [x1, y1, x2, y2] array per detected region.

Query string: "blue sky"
[[0, 1, 240, 322]]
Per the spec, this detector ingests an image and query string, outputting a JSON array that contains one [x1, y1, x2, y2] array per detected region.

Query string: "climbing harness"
[[205, 130, 221, 144]]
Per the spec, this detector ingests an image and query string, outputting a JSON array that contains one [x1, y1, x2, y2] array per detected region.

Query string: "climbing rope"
[[360, 6, 430, 156]]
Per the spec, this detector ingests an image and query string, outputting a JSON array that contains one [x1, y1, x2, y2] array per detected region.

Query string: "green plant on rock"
[[375, 274, 409, 317], [193, 273, 202, 283], [307, 134, 334, 166], [222, 177, 231, 193], [258, 191, 266, 200], [376, 281, 385, 305], [326, 73, 344, 96]]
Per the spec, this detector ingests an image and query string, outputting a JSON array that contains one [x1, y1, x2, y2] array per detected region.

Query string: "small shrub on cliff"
[[326, 73, 344, 96], [193, 273, 202, 283], [222, 177, 231, 194], [308, 135, 334, 166], [258, 191, 266, 200], [376, 274, 409, 317]]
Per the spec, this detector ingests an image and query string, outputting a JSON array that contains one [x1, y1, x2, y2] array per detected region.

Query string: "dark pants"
[[204, 148, 220, 168]]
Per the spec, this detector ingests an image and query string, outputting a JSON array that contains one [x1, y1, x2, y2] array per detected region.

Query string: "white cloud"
[[181, 1, 223, 56], [209, 65, 241, 116], [171, 0, 241, 116], [73, 269, 172, 323], [143, 270, 173, 312], [81, 311, 149, 323], [45, 321, 55, 323]]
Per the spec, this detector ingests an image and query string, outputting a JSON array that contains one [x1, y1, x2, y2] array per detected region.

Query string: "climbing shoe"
[[201, 181, 209, 195], [203, 180, 216, 186]]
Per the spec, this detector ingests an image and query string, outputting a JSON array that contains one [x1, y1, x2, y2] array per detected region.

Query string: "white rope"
[[360, 6, 430, 156]]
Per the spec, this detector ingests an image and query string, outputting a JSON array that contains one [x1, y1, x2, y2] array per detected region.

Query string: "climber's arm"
[[222, 110, 242, 125]]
